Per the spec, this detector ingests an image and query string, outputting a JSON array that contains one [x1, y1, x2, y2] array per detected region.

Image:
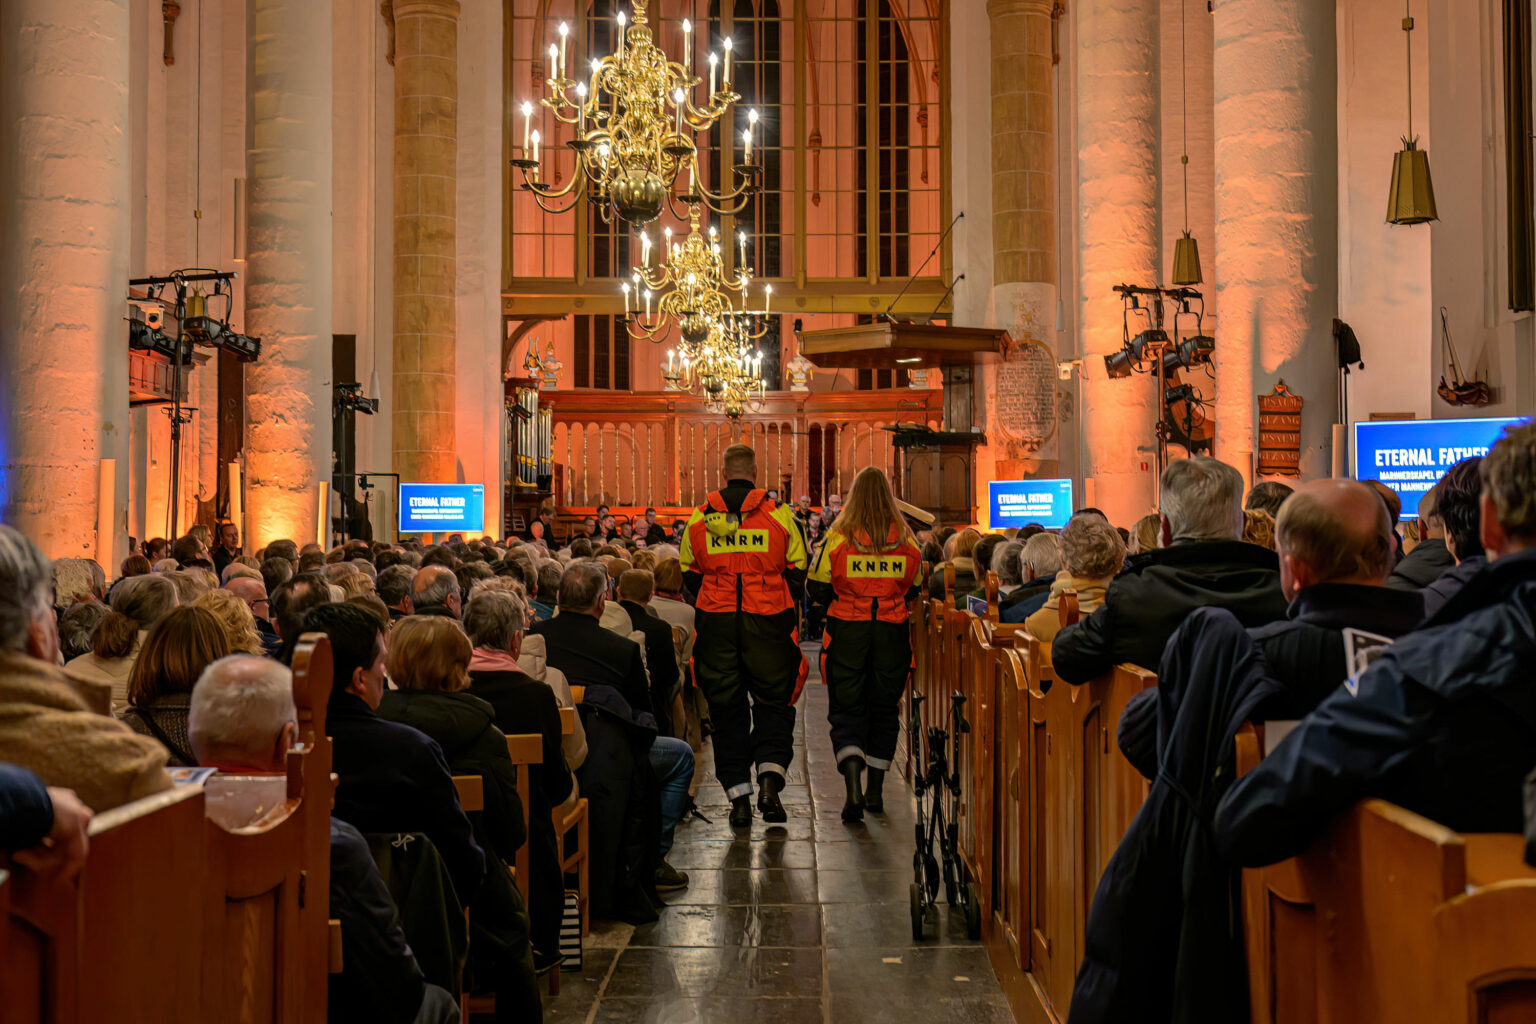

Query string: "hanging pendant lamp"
[[1171, 2, 1203, 285], [1387, 2, 1438, 224]]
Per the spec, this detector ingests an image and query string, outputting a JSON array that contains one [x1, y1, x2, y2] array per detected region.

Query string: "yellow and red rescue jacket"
[[808, 524, 922, 624], [680, 488, 808, 615]]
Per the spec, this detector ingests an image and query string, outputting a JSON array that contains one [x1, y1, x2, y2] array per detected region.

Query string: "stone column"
[[1076, 0, 1162, 526], [1212, 0, 1337, 484], [981, 0, 1059, 513], [0, 0, 132, 560], [393, 0, 460, 485], [244, 0, 334, 548]]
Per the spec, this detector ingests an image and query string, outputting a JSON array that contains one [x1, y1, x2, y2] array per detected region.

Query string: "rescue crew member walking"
[[681, 443, 809, 828], [806, 467, 922, 823]]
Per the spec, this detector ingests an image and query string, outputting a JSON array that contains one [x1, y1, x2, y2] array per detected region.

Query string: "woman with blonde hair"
[[1129, 513, 1162, 555], [119, 605, 232, 765], [1025, 513, 1128, 644], [66, 572, 180, 708], [806, 466, 923, 822], [193, 588, 266, 655], [930, 526, 982, 605]]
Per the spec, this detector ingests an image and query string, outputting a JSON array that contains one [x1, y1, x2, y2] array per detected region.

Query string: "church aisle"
[[540, 644, 1014, 1023]]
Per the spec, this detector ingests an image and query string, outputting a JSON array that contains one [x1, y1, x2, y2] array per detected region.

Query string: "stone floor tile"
[[628, 903, 823, 948], [659, 868, 821, 906], [602, 946, 824, 999]]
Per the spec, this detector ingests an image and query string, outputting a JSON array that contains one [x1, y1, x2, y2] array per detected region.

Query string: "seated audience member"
[[170, 567, 214, 603], [58, 601, 109, 662], [265, 538, 300, 568], [378, 616, 548, 1005], [1243, 508, 1276, 550], [377, 564, 417, 621], [348, 594, 393, 634], [221, 561, 262, 586], [617, 570, 682, 731], [1420, 456, 1487, 617], [462, 591, 578, 961], [649, 557, 696, 661], [1128, 513, 1161, 555], [53, 557, 106, 614], [965, 534, 1008, 599], [1026, 515, 1126, 644], [1215, 420, 1536, 865], [65, 571, 180, 707], [143, 537, 170, 564], [194, 588, 266, 655], [0, 525, 172, 811], [1001, 532, 1063, 623], [929, 527, 981, 604], [119, 605, 232, 766], [642, 507, 668, 546], [1051, 456, 1287, 684], [532, 562, 693, 912], [510, 628, 586, 770], [337, 572, 376, 600], [1117, 478, 1425, 779], [171, 533, 208, 567], [1365, 478, 1406, 564], [153, 557, 181, 574], [304, 603, 486, 906], [0, 762, 93, 880], [1244, 480, 1294, 517], [1387, 484, 1455, 591], [531, 562, 560, 622], [211, 521, 242, 576], [226, 575, 279, 654], [271, 573, 332, 664], [120, 554, 153, 578], [185, 655, 459, 1024], [411, 564, 462, 619], [261, 555, 295, 596]]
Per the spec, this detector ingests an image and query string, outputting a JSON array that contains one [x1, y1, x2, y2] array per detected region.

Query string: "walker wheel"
[[910, 883, 927, 942], [965, 882, 982, 940]]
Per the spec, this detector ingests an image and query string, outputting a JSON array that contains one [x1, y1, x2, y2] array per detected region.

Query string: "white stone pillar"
[[0, 0, 133, 560], [1212, 0, 1337, 484], [243, 0, 334, 548], [1076, 0, 1162, 525]]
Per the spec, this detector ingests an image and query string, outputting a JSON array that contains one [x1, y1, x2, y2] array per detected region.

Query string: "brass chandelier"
[[622, 204, 772, 346], [662, 318, 766, 418], [512, 0, 762, 226]]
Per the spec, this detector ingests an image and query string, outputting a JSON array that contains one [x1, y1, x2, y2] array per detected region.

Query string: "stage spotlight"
[[1104, 348, 1135, 379], [217, 331, 262, 363], [1128, 328, 1169, 363], [1164, 383, 1197, 405], [128, 318, 186, 362], [182, 315, 223, 343], [1178, 334, 1215, 367]]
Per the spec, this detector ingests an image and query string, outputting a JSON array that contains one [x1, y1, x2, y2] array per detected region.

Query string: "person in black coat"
[[529, 574, 654, 719], [1385, 486, 1456, 590], [616, 569, 681, 733], [0, 762, 92, 878], [1052, 457, 1288, 684], [1116, 479, 1425, 777], [303, 603, 486, 907], [1216, 422, 1536, 864]]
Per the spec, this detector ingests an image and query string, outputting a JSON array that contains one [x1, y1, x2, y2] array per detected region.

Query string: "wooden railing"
[[912, 571, 1536, 1024], [546, 389, 942, 507]]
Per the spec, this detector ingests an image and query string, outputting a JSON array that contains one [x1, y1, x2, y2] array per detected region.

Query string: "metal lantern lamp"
[[1387, 1, 1438, 225]]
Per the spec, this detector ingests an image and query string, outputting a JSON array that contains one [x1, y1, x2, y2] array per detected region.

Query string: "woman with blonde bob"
[[193, 588, 266, 655], [1025, 513, 1127, 644], [806, 466, 923, 822]]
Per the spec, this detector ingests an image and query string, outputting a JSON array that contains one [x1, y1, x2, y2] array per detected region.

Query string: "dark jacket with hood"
[[1215, 546, 1536, 866], [1051, 539, 1287, 684], [620, 599, 681, 724], [1116, 582, 1426, 778], [575, 683, 661, 918], [1385, 536, 1455, 591]]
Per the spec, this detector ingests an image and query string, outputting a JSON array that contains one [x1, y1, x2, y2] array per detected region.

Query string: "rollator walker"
[[907, 686, 982, 941]]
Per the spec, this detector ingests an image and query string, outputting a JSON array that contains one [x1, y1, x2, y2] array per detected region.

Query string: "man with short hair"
[[531, 562, 560, 622], [681, 443, 808, 827], [1216, 420, 1536, 864], [410, 564, 462, 618], [1386, 485, 1456, 590], [226, 576, 279, 655], [617, 569, 682, 731], [377, 564, 417, 621], [261, 555, 295, 597], [1000, 532, 1062, 623], [642, 507, 667, 547], [1420, 457, 1487, 617], [1244, 480, 1294, 517], [1051, 456, 1287, 684], [271, 573, 332, 665], [187, 654, 459, 1024], [304, 602, 485, 904], [0, 525, 171, 812], [171, 533, 207, 566], [212, 522, 241, 576]]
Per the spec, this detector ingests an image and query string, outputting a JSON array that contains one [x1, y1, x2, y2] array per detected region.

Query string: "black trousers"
[[695, 607, 804, 797], [821, 617, 911, 770]]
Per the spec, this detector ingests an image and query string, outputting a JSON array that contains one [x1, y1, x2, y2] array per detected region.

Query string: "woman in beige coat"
[[1026, 514, 1128, 644]]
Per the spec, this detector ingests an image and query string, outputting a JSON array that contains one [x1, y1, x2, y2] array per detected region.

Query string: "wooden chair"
[[569, 684, 585, 704], [451, 776, 485, 1024], [501, 734, 563, 996], [554, 796, 590, 939], [558, 706, 576, 736]]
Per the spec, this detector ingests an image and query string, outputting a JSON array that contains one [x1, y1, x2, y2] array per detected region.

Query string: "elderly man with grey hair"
[[0, 524, 171, 812], [1051, 457, 1288, 684], [52, 557, 106, 614], [410, 564, 461, 619], [1000, 532, 1064, 624]]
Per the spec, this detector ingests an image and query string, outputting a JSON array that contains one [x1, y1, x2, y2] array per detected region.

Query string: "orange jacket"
[[808, 524, 922, 624], [680, 488, 807, 615]]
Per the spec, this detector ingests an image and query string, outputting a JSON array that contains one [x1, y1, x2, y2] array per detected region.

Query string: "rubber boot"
[[728, 795, 753, 828], [757, 773, 788, 823], [864, 766, 885, 814], [840, 757, 866, 823]]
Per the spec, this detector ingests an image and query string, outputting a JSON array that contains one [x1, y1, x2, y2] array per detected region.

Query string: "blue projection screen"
[[1353, 417, 1522, 519], [399, 483, 486, 533], [989, 478, 1074, 530]]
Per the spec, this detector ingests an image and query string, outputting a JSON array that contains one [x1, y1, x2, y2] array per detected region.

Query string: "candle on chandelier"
[[641, 232, 651, 267], [742, 128, 752, 164], [558, 22, 568, 77], [723, 37, 732, 86], [644, 289, 653, 319], [674, 89, 685, 135], [531, 129, 541, 168], [708, 52, 718, 96], [738, 230, 747, 267], [682, 19, 692, 74], [747, 108, 759, 163], [689, 161, 696, 193], [521, 101, 532, 154], [576, 83, 588, 133], [622, 281, 631, 313], [667, 349, 675, 372], [763, 283, 772, 313], [616, 11, 626, 57], [548, 43, 558, 78]]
